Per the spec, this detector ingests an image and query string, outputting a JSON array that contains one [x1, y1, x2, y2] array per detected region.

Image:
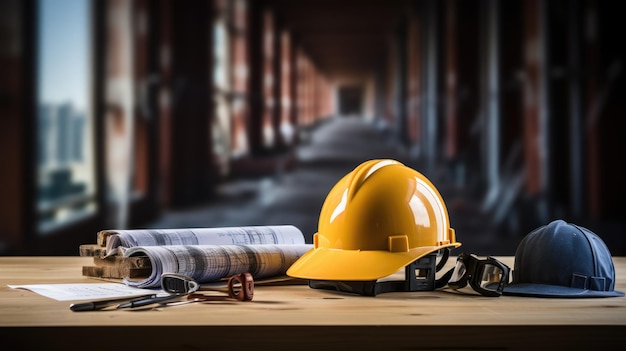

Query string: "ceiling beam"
[[267, 0, 409, 80]]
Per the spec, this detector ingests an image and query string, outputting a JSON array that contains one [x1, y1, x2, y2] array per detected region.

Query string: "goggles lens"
[[448, 253, 510, 297], [478, 264, 505, 290]]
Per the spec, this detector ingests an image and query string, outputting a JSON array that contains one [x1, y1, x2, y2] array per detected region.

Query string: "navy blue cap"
[[503, 219, 624, 298]]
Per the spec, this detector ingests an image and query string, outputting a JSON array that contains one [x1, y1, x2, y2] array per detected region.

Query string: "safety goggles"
[[447, 253, 510, 297]]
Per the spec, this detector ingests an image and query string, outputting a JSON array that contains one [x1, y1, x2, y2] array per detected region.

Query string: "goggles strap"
[[434, 248, 453, 289], [436, 248, 450, 271], [435, 267, 455, 289]]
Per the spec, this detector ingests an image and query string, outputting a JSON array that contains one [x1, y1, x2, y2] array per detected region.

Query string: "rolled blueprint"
[[123, 244, 312, 288], [104, 225, 305, 256]]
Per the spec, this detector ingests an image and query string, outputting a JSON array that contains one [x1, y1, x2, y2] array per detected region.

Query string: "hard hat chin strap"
[[309, 249, 452, 296]]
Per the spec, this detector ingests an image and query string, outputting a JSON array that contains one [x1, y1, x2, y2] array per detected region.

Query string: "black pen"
[[116, 294, 180, 309], [70, 294, 155, 312]]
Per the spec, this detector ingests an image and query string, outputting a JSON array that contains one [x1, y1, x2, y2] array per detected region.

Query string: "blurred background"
[[0, 0, 624, 256]]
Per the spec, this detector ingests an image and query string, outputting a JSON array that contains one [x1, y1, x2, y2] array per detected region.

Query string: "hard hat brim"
[[286, 242, 461, 281]]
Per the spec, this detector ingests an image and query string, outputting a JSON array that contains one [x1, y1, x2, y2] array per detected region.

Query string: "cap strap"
[[589, 276, 607, 291], [571, 273, 608, 291], [571, 274, 588, 289]]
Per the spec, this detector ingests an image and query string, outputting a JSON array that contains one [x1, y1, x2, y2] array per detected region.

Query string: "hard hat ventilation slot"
[[308, 252, 441, 296]]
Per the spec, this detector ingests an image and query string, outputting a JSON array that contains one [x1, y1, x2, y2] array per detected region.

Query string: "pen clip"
[[116, 293, 180, 309]]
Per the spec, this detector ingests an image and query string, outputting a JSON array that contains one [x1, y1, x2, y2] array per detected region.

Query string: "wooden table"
[[1, 256, 626, 350]]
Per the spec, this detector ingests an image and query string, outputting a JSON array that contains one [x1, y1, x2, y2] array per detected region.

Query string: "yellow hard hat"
[[287, 159, 461, 281]]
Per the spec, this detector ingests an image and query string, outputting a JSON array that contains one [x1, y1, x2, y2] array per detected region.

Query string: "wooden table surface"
[[1, 256, 626, 350]]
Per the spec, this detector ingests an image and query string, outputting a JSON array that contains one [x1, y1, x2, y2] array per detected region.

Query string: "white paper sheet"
[[8, 283, 157, 301]]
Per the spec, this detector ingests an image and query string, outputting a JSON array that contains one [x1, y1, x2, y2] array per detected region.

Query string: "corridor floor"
[[145, 116, 625, 256]]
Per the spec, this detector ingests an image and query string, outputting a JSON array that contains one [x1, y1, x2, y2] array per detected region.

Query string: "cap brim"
[[286, 242, 461, 281], [503, 283, 625, 298]]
